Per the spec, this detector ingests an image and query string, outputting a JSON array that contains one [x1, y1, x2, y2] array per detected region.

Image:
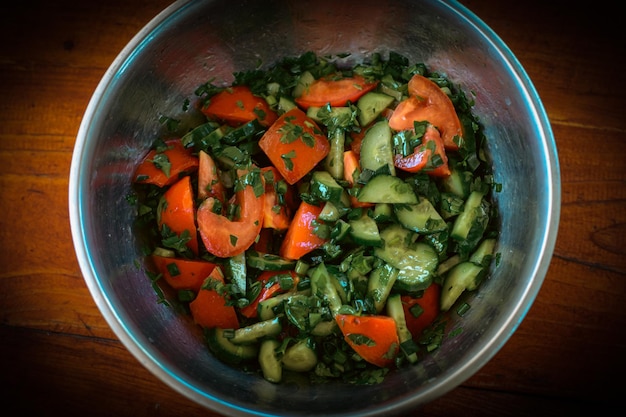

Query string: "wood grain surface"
[[1, 0, 624, 416]]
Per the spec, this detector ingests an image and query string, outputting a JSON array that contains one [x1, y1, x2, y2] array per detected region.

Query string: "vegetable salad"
[[131, 52, 500, 385]]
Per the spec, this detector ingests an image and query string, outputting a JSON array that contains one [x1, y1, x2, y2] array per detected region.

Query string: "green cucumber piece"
[[367, 263, 398, 313], [372, 203, 394, 223], [359, 120, 395, 175], [441, 162, 473, 199], [469, 238, 497, 267], [386, 293, 418, 363], [225, 252, 246, 295], [349, 214, 382, 247], [357, 175, 417, 204], [281, 339, 318, 372], [394, 196, 447, 234], [229, 317, 282, 344], [246, 250, 297, 271], [450, 190, 490, 256], [309, 170, 350, 208], [259, 339, 282, 383], [357, 92, 394, 126], [205, 327, 258, 365], [440, 261, 485, 311], [293, 71, 315, 98], [374, 224, 439, 292]]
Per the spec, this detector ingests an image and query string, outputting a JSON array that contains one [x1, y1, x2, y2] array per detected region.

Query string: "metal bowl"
[[69, 0, 560, 415]]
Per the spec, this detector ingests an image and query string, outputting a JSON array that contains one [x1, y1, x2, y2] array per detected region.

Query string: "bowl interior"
[[69, 0, 560, 416]]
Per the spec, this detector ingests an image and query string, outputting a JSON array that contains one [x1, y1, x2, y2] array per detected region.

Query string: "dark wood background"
[[1, 0, 624, 415]]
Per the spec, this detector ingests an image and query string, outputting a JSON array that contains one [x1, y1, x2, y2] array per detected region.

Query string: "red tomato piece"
[[393, 124, 451, 176], [197, 168, 265, 258], [151, 255, 217, 293], [295, 75, 378, 109], [134, 139, 199, 188], [279, 201, 328, 260], [335, 314, 400, 368], [260, 166, 295, 230], [401, 283, 441, 338], [189, 266, 240, 329], [197, 150, 226, 201], [158, 175, 199, 255], [389, 74, 463, 150], [258, 108, 330, 185], [201, 85, 277, 127]]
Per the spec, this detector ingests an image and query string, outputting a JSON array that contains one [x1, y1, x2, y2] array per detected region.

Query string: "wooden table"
[[1, 1, 624, 415]]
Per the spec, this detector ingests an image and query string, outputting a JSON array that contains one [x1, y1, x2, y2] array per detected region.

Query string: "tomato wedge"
[[135, 139, 199, 187], [393, 124, 451, 176], [158, 175, 199, 255], [189, 266, 240, 329], [279, 201, 328, 260], [259, 108, 330, 185], [201, 85, 277, 127], [198, 150, 226, 201], [260, 166, 294, 230], [295, 74, 378, 109], [335, 314, 400, 368], [388, 74, 463, 150], [197, 168, 264, 258], [401, 283, 441, 338], [151, 255, 217, 293]]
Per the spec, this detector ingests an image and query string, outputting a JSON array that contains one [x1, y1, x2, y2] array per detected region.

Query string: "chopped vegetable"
[[150, 255, 217, 293], [135, 139, 199, 187], [279, 201, 328, 260], [401, 283, 441, 338], [335, 314, 400, 368], [389, 74, 463, 150], [198, 150, 226, 201], [197, 168, 265, 258], [201, 85, 277, 127], [295, 74, 378, 109], [259, 108, 330, 185], [158, 175, 199, 255], [189, 266, 240, 329], [393, 124, 450, 176]]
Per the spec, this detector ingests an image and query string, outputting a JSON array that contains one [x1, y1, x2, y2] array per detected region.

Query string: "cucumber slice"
[[441, 162, 473, 199], [357, 92, 394, 126], [293, 71, 315, 98], [394, 196, 447, 234], [259, 339, 282, 383], [372, 203, 394, 223], [450, 190, 486, 241], [309, 170, 350, 208], [367, 263, 398, 313], [325, 129, 345, 180], [225, 252, 246, 294], [349, 214, 382, 247], [440, 261, 485, 311], [374, 224, 438, 292], [319, 201, 341, 222], [306, 106, 353, 124], [229, 317, 282, 344], [278, 96, 297, 113], [281, 339, 318, 372], [469, 238, 497, 267], [246, 250, 297, 271], [205, 327, 258, 365], [359, 120, 395, 175], [386, 293, 418, 363], [357, 175, 417, 204]]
